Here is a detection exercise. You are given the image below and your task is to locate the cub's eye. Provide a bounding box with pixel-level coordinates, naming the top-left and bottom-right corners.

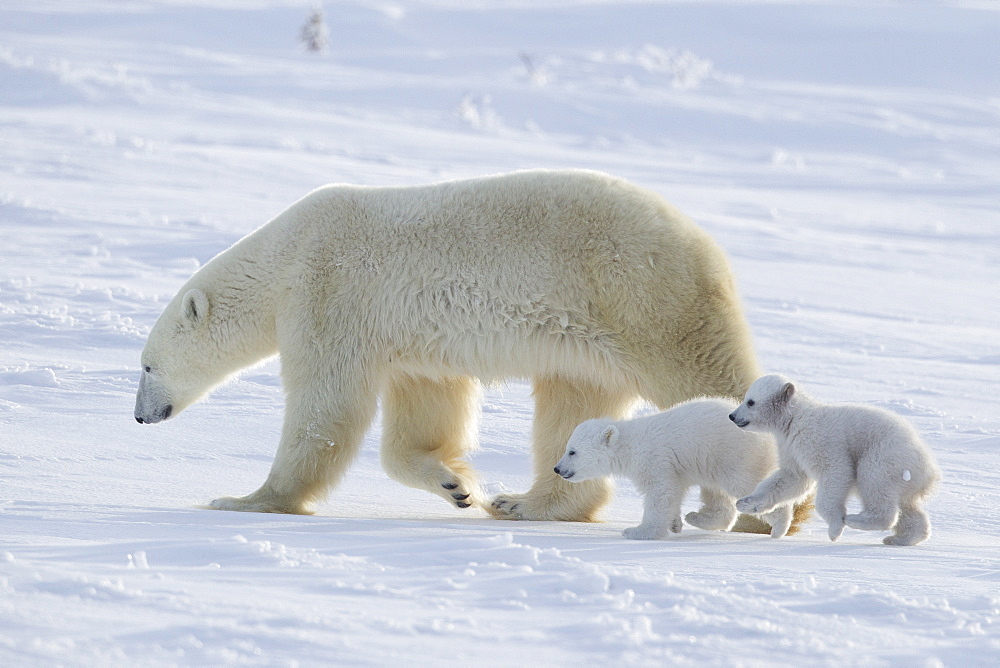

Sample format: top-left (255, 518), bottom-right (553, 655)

top-left (568, 450), bottom-right (576, 456)
top-left (747, 399), bottom-right (755, 407)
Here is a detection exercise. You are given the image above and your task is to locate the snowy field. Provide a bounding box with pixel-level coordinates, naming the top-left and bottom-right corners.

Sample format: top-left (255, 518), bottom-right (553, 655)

top-left (2, 0), bottom-right (999, 665)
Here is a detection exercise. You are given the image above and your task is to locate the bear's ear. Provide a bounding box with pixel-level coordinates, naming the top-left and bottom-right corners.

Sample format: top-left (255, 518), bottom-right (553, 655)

top-left (182, 289), bottom-right (210, 326)
top-left (779, 382), bottom-right (796, 403)
top-left (602, 425), bottom-right (618, 447)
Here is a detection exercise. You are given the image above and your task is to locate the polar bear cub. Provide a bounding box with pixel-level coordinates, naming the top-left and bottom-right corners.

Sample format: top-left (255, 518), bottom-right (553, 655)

top-left (554, 398), bottom-right (792, 540)
top-left (732, 374), bottom-right (940, 546)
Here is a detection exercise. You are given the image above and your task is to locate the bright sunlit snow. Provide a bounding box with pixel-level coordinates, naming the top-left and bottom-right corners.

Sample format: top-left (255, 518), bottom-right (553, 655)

top-left (2, 1), bottom-right (999, 665)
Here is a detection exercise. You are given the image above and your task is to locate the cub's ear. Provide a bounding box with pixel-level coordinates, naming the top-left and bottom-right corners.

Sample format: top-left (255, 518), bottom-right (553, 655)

top-left (780, 382), bottom-right (796, 403)
top-left (602, 425), bottom-right (619, 446)
top-left (182, 289), bottom-right (210, 326)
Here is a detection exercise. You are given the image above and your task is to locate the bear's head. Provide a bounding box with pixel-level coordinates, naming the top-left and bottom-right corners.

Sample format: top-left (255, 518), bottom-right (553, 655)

top-left (135, 286), bottom-right (228, 424)
top-left (553, 418), bottom-right (619, 482)
top-left (729, 373), bottom-right (796, 433)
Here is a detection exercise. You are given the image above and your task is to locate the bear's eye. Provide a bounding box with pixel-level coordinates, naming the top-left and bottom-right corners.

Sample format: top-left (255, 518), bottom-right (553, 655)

top-left (144, 365), bottom-right (152, 373)
top-left (568, 450), bottom-right (576, 456)
top-left (747, 399), bottom-right (755, 407)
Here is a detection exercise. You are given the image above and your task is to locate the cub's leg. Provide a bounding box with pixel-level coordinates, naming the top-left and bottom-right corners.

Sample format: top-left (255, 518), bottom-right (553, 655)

top-left (814, 467), bottom-right (854, 541)
top-left (380, 374), bottom-right (484, 509)
top-left (737, 464), bottom-right (813, 516)
top-left (625, 478), bottom-right (686, 540)
top-left (488, 377), bottom-right (635, 521)
top-left (761, 505), bottom-right (793, 538)
top-left (884, 500), bottom-right (932, 546)
top-left (846, 465), bottom-right (900, 532)
top-left (685, 487), bottom-right (739, 532)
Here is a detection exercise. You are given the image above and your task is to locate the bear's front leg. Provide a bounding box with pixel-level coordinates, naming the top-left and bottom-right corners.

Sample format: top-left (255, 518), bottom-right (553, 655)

top-left (210, 373), bottom-right (377, 514)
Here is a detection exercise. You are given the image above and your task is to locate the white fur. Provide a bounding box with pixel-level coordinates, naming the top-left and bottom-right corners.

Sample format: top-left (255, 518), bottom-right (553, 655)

top-left (135, 169), bottom-right (765, 522)
top-left (732, 374), bottom-right (941, 545)
top-left (554, 398), bottom-right (792, 539)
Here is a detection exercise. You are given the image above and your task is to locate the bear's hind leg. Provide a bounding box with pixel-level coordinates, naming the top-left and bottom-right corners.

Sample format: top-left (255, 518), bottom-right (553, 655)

top-left (380, 374), bottom-right (484, 509)
top-left (489, 376), bottom-right (636, 521)
top-left (685, 487), bottom-right (739, 532)
top-left (884, 501), bottom-right (931, 546)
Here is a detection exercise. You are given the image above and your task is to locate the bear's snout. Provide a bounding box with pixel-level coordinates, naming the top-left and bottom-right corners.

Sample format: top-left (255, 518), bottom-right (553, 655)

top-left (729, 412), bottom-right (749, 428)
top-left (553, 465), bottom-right (574, 480)
top-left (135, 403), bottom-right (173, 425)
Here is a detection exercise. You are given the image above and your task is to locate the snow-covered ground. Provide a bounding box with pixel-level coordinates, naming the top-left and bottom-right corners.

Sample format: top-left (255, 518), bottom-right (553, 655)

top-left (2, 1), bottom-right (999, 664)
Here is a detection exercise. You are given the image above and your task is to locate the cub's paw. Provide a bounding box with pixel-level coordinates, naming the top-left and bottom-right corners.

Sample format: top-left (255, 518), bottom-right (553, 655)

top-left (685, 510), bottom-right (730, 532)
top-left (736, 496), bottom-right (769, 515)
top-left (763, 507), bottom-right (793, 539)
top-left (827, 520), bottom-right (845, 542)
top-left (845, 512), bottom-right (895, 531)
top-left (208, 495), bottom-right (308, 514)
top-left (622, 519), bottom-right (678, 540)
top-left (622, 525), bottom-right (658, 540)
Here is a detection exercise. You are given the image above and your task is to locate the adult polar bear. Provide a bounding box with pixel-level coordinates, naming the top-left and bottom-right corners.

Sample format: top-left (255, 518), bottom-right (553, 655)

top-left (135, 169), bottom-right (777, 526)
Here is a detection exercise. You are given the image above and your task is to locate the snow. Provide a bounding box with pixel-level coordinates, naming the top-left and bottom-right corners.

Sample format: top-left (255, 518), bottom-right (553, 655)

top-left (2, 0), bottom-right (999, 664)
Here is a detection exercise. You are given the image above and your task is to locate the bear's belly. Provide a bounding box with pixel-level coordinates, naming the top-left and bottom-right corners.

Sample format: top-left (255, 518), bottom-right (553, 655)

top-left (388, 323), bottom-right (631, 387)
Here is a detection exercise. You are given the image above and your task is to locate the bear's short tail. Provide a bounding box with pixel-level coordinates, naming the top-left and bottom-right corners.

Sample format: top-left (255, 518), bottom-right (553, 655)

top-left (730, 494), bottom-right (815, 536)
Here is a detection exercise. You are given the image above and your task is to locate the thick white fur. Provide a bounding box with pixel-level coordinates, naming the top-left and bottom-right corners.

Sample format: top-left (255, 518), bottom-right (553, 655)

top-left (554, 398), bottom-right (792, 539)
top-left (733, 374), bottom-right (941, 545)
top-left (135, 169), bottom-right (764, 521)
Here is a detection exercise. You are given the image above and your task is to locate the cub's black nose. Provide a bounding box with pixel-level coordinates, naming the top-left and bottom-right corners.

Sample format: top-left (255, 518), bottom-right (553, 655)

top-left (136, 416), bottom-right (144, 424)
top-left (728, 413), bottom-right (736, 422)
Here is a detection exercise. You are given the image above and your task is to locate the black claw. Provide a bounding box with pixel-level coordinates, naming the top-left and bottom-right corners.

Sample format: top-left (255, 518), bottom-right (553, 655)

top-left (451, 492), bottom-right (470, 501)
top-left (456, 501), bottom-right (472, 508)
top-left (442, 482), bottom-right (459, 490)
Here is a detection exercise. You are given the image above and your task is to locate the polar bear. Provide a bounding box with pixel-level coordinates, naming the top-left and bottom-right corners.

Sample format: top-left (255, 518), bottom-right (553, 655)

top-left (732, 374), bottom-right (941, 545)
top-left (554, 398), bottom-right (793, 539)
top-left (135, 168), bottom-right (786, 526)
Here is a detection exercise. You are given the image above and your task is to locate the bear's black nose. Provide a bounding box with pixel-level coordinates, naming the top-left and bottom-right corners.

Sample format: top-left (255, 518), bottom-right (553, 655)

top-left (553, 466), bottom-right (561, 475)
top-left (728, 413), bottom-right (736, 422)
top-left (136, 416), bottom-right (144, 424)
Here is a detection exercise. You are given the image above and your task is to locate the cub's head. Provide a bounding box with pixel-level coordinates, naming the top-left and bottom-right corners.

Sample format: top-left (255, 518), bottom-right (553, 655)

top-left (729, 373), bottom-right (796, 433)
top-left (553, 418), bottom-right (619, 482)
top-left (135, 287), bottom-right (223, 424)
